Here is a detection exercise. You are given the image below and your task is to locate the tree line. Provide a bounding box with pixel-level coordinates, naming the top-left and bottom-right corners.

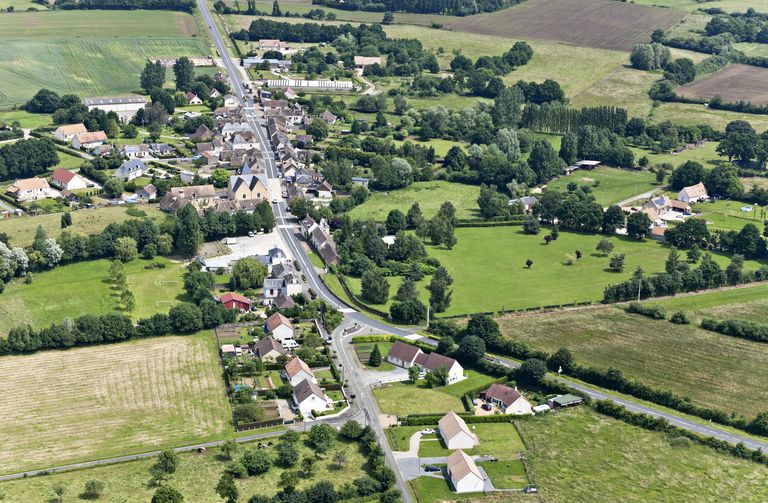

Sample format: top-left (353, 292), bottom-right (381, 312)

top-left (55, 0), bottom-right (195, 12)
top-left (312, 0), bottom-right (523, 15)
top-left (0, 138), bottom-right (59, 182)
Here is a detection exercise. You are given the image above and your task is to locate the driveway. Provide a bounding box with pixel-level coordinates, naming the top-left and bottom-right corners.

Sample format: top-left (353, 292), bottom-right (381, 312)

top-left (199, 232), bottom-right (293, 270)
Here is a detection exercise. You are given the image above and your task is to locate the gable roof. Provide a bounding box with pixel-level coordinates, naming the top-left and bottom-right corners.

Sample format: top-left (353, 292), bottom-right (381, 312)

top-left (273, 294), bottom-right (296, 309)
top-left (230, 173), bottom-right (267, 193)
top-left (55, 124), bottom-right (87, 136)
top-left (266, 312), bottom-right (293, 332)
top-left (52, 168), bottom-right (78, 185)
top-left (447, 450), bottom-right (483, 482)
top-left (438, 411), bottom-right (475, 441)
top-left (681, 181), bottom-right (707, 199)
top-left (254, 336), bottom-right (285, 358)
top-left (387, 340), bottom-right (422, 364)
top-left (293, 378), bottom-right (326, 403)
top-left (9, 177), bottom-right (49, 192)
top-left (220, 292), bottom-right (252, 305)
top-left (415, 351), bottom-right (459, 372)
top-left (482, 383), bottom-right (522, 408)
top-left (75, 131), bottom-right (108, 143)
top-left (84, 95), bottom-right (145, 106)
top-left (140, 183), bottom-right (157, 196)
top-left (285, 356), bottom-right (312, 378)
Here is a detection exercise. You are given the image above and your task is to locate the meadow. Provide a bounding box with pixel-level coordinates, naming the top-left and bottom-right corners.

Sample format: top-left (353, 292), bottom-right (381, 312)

top-left (518, 407), bottom-right (768, 502)
top-left (0, 257), bottom-right (186, 335)
top-left (0, 331), bottom-right (230, 474)
top-left (0, 205), bottom-right (166, 248)
top-left (497, 304), bottom-right (768, 418)
top-left (545, 166), bottom-right (659, 206)
top-left (654, 282), bottom-right (768, 324)
top-left (630, 140), bottom-right (725, 168)
top-left (0, 429), bottom-right (370, 500)
top-left (0, 109), bottom-right (53, 128)
top-left (0, 11), bottom-right (208, 107)
top-left (691, 198), bottom-right (767, 231)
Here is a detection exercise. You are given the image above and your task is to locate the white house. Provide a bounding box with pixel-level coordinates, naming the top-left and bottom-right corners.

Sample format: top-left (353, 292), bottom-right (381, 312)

top-left (6, 177), bottom-right (58, 202)
top-left (259, 39), bottom-right (289, 52)
top-left (386, 340), bottom-right (423, 368)
top-left (186, 91), bottom-right (203, 105)
top-left (438, 411), bottom-right (479, 450)
top-left (678, 182), bottom-right (708, 203)
top-left (481, 383), bottom-right (532, 415)
top-left (50, 169), bottom-right (90, 191)
top-left (447, 450), bottom-right (485, 494)
top-left (293, 379), bottom-right (333, 417)
top-left (223, 94), bottom-right (238, 107)
top-left (114, 159), bottom-right (148, 181)
top-left (72, 131), bottom-right (107, 150)
top-left (120, 144), bottom-right (151, 160)
top-left (53, 123), bottom-right (87, 142)
top-left (284, 356), bottom-right (316, 387)
top-left (266, 312), bottom-right (295, 342)
top-left (386, 341), bottom-right (465, 384)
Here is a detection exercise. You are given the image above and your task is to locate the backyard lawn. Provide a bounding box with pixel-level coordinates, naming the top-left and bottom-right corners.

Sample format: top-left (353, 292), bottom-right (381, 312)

top-left (0, 257), bottom-right (186, 335)
top-left (478, 459), bottom-right (528, 489)
top-left (353, 341), bottom-right (396, 371)
top-left (418, 422), bottom-right (527, 458)
top-left (545, 166), bottom-right (659, 206)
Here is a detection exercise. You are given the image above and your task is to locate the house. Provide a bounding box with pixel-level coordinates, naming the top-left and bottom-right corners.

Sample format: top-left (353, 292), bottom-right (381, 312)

top-left (446, 450), bottom-right (485, 494)
top-left (293, 379), bottom-right (333, 417)
top-left (650, 225), bottom-right (667, 242)
top-left (223, 94), bottom-right (238, 107)
top-left (678, 182), bottom-right (708, 203)
top-left (219, 292), bottom-right (252, 312)
top-left (267, 246), bottom-right (288, 266)
top-left (312, 180), bottom-right (333, 199)
top-left (50, 169), bottom-right (90, 191)
top-left (6, 177), bottom-right (57, 202)
top-left (72, 131), bottom-right (108, 150)
top-left (120, 144), bottom-right (151, 159)
top-left (414, 352), bottom-right (465, 384)
top-left (210, 88), bottom-right (221, 98)
top-left (284, 87), bottom-right (298, 100)
top-left (83, 96), bottom-right (146, 121)
top-left (273, 294), bottom-right (296, 309)
top-left (387, 340), bottom-right (423, 368)
top-left (137, 184), bottom-right (157, 201)
top-left (353, 56), bottom-right (382, 68)
top-left (321, 110), bottom-right (337, 125)
top-left (259, 39), bottom-right (289, 52)
top-left (643, 195), bottom-right (672, 213)
top-left (150, 143), bottom-right (174, 156)
top-left (186, 92), bottom-right (202, 105)
top-left (438, 411), bottom-right (479, 450)
top-left (547, 393), bottom-right (583, 409)
top-left (228, 174), bottom-right (268, 201)
top-left (669, 199), bottom-right (691, 213)
top-left (190, 124), bottom-right (215, 141)
top-left (254, 336), bottom-right (286, 363)
top-left (53, 123), bottom-right (87, 141)
top-left (114, 159), bottom-right (148, 181)
top-left (266, 312), bottom-right (294, 342)
top-left (220, 344), bottom-right (237, 358)
top-left (284, 356), bottom-right (315, 386)
top-left (480, 383), bottom-right (532, 415)
top-left (263, 277), bottom-right (286, 303)
top-left (61, 190), bottom-right (79, 204)
top-left (511, 195), bottom-right (538, 212)
top-left (158, 184), bottom-right (218, 212)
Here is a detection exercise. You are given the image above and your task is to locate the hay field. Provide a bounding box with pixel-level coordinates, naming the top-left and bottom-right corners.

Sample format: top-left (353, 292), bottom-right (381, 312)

top-left (676, 64), bottom-right (768, 106)
top-left (444, 0), bottom-right (686, 51)
top-left (0, 332), bottom-right (230, 475)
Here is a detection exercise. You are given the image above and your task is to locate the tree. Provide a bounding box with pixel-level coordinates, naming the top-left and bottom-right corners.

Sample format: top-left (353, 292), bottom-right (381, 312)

top-left (656, 169), bottom-right (666, 184)
top-left (428, 266), bottom-right (453, 313)
top-left (272, 0), bottom-right (281, 15)
top-left (390, 298), bottom-right (427, 324)
top-left (466, 313), bottom-right (500, 344)
top-left (602, 205), bottom-right (625, 234)
top-left (368, 344), bottom-right (382, 367)
top-left (278, 471), bottom-right (300, 494)
top-left (152, 486), bottom-right (184, 503)
top-left (339, 420), bottom-right (363, 439)
top-left (114, 236), bottom-right (138, 262)
top-left (333, 450), bottom-right (347, 469)
top-left (518, 358), bottom-right (547, 385)
top-left (140, 61), bottom-right (166, 93)
top-left (361, 270), bottom-right (389, 304)
top-left (121, 289), bottom-right (136, 313)
top-left (168, 302), bottom-right (203, 333)
top-left (436, 335), bottom-right (454, 355)
top-left (458, 335), bottom-right (486, 363)
top-left (396, 278), bottom-right (418, 302)
top-left (150, 450), bottom-right (179, 482)
top-left (385, 209), bottom-right (407, 234)
top-left (103, 178), bottom-right (124, 198)
top-left (596, 238), bottom-right (614, 256)
top-left (609, 253), bottom-right (625, 272)
top-left (477, 184), bottom-right (509, 220)
top-left (242, 448), bottom-right (272, 475)
top-left (306, 118), bottom-right (329, 141)
top-left (173, 57), bottom-right (194, 90)
top-left (705, 164), bottom-right (743, 199)
top-left (25, 88), bottom-right (61, 113)
top-left (230, 257), bottom-right (267, 290)
top-left (546, 348), bottom-right (574, 373)
top-left (665, 246), bottom-right (682, 274)
top-left (664, 218), bottom-right (709, 249)
top-left (60, 212), bottom-right (72, 229)
top-left (301, 456), bottom-right (317, 477)
top-left (424, 366), bottom-right (449, 387)
top-left (687, 243), bottom-right (701, 263)
top-left (222, 439), bottom-right (239, 460)
top-left (559, 132), bottom-right (578, 165)
top-left (308, 424), bottom-right (336, 453)
top-left (522, 215), bottom-right (540, 234)
top-left (625, 212), bottom-right (652, 240)
top-left (528, 139), bottom-right (564, 183)
top-left (408, 365), bottom-right (420, 382)
top-left (52, 483), bottom-right (66, 503)
top-left (669, 161), bottom-right (705, 191)
top-left (525, 258), bottom-right (533, 268)
top-left (175, 204), bottom-right (203, 257)
top-left (216, 473), bottom-right (239, 503)
top-left (82, 479), bottom-right (105, 499)
top-left (382, 11), bottom-right (394, 24)
top-left (233, 403), bottom-right (265, 423)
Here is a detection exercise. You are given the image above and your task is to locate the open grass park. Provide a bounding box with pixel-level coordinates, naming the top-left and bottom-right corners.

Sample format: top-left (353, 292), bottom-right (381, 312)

top-left (545, 166), bottom-right (659, 206)
top-left (0, 257), bottom-right (186, 335)
top-left (0, 331), bottom-right (230, 475)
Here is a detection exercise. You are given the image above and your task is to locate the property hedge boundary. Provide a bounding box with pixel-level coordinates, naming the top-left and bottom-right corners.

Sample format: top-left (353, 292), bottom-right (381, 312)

top-left (701, 318), bottom-right (768, 343)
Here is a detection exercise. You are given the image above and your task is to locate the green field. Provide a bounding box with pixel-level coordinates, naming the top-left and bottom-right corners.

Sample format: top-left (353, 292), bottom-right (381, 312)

top-left (0, 331), bottom-right (230, 474)
top-left (546, 166), bottom-right (659, 206)
top-left (630, 141), bottom-right (726, 168)
top-left (416, 422), bottom-right (526, 458)
top-left (425, 226), bottom-right (763, 315)
top-left (654, 283), bottom-right (768, 324)
top-left (497, 304), bottom-right (768, 418)
top-left (0, 257), bottom-right (186, 335)
top-left (0, 11), bottom-right (208, 107)
top-left (56, 151), bottom-right (88, 169)
top-left (0, 429), bottom-right (370, 500)
top-left (0, 109), bottom-right (53, 128)
top-left (691, 199), bottom-right (768, 231)
top-left (347, 180), bottom-right (481, 222)
top-left (0, 205), bottom-right (166, 248)
top-left (519, 407), bottom-right (768, 502)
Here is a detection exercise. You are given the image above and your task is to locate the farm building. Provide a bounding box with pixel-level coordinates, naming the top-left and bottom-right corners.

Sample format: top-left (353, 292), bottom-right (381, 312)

top-left (438, 411), bottom-right (479, 450)
top-left (353, 56), bottom-right (382, 68)
top-left (83, 96), bottom-right (146, 121)
top-left (678, 182), bottom-right (708, 203)
top-left (219, 292), bottom-right (252, 312)
top-left (53, 123), bottom-right (86, 142)
top-left (259, 39), bottom-right (289, 52)
top-left (547, 394), bottom-right (583, 409)
top-left (220, 344), bottom-right (237, 358)
top-left (243, 58), bottom-right (293, 71)
top-left (480, 383), bottom-right (532, 415)
top-left (447, 450), bottom-right (485, 494)
top-left (266, 79), bottom-right (353, 91)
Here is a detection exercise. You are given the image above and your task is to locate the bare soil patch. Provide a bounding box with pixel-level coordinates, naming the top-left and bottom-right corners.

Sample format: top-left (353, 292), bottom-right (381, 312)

top-left (445, 0), bottom-right (686, 51)
top-left (677, 64), bottom-right (768, 106)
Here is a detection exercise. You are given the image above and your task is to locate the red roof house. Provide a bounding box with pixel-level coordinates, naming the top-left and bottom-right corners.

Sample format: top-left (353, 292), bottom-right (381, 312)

top-left (219, 292), bottom-right (252, 312)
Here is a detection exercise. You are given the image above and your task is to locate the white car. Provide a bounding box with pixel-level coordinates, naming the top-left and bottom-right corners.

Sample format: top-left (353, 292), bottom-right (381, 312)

top-left (271, 198), bottom-right (278, 204)
top-left (420, 428), bottom-right (435, 435)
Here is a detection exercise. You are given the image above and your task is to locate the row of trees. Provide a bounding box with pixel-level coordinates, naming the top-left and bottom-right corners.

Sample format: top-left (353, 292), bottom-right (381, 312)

top-left (55, 0), bottom-right (195, 11)
top-left (312, 0), bottom-right (521, 15)
top-left (0, 137), bottom-right (59, 182)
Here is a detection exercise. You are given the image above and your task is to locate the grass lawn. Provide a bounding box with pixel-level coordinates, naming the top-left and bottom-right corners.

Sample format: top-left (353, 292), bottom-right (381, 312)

top-left (691, 198), bottom-right (768, 231)
top-left (0, 432), bottom-right (369, 500)
top-left (410, 476), bottom-right (485, 503)
top-left (0, 257), bottom-right (186, 335)
top-left (374, 381), bottom-right (466, 417)
top-left (436, 370), bottom-right (498, 398)
top-left (0, 331), bottom-right (230, 475)
top-left (347, 180), bottom-right (481, 222)
top-left (545, 166), bottom-right (659, 206)
top-left (630, 141), bottom-right (726, 168)
top-left (654, 283), bottom-right (768, 325)
top-left (425, 226), bottom-right (764, 316)
top-left (517, 407), bottom-right (768, 502)
top-left (353, 341), bottom-right (396, 371)
top-left (386, 425), bottom-right (425, 451)
top-left (0, 204), bottom-right (166, 248)
top-left (55, 151), bottom-right (87, 169)
top-left (497, 305), bottom-right (768, 418)
top-left (418, 422), bottom-right (527, 458)
top-left (478, 459), bottom-right (527, 489)
top-left (0, 109), bottom-right (53, 128)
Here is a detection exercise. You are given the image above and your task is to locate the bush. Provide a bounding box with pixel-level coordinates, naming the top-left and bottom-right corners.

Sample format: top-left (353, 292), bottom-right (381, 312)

top-left (233, 402), bottom-right (265, 424)
top-left (701, 318), bottom-right (768, 343)
top-left (625, 301), bottom-right (666, 320)
top-left (670, 311), bottom-right (690, 324)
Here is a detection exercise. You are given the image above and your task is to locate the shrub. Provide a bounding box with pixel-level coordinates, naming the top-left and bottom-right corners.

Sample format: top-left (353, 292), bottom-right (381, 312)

top-left (670, 311), bottom-right (690, 324)
top-left (625, 301), bottom-right (666, 320)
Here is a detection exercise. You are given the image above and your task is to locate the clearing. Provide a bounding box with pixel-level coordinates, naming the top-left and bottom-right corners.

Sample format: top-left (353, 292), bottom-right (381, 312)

top-left (0, 257), bottom-right (186, 335)
top-left (0, 331), bottom-right (230, 475)
top-left (545, 166), bottom-right (659, 206)
top-left (676, 64), bottom-right (768, 106)
top-left (444, 0), bottom-right (686, 51)
top-left (497, 304), bottom-right (768, 418)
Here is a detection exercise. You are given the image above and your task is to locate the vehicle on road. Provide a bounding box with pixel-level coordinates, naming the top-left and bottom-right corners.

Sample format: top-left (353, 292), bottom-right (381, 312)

top-left (272, 198), bottom-right (278, 204)
top-left (524, 486), bottom-right (538, 494)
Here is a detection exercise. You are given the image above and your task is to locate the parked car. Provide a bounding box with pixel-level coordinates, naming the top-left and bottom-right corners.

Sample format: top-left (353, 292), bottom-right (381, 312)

top-left (424, 465), bottom-right (440, 472)
top-left (524, 486), bottom-right (538, 494)
top-left (421, 428), bottom-right (435, 435)
top-left (481, 403), bottom-right (493, 411)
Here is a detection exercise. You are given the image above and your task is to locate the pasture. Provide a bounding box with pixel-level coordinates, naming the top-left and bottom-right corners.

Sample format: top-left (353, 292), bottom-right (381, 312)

top-left (545, 166), bottom-right (659, 206)
top-left (0, 257), bottom-right (186, 335)
top-left (691, 198), bottom-right (767, 231)
top-left (676, 64), bottom-right (768, 106)
top-left (497, 304), bottom-right (768, 418)
top-left (444, 0), bottom-right (686, 51)
top-left (654, 282), bottom-right (768, 323)
top-left (0, 331), bottom-right (230, 475)
top-left (425, 226), bottom-right (763, 316)
top-left (0, 109), bottom-right (53, 128)
top-left (519, 407), bottom-right (768, 502)
top-left (630, 141), bottom-right (725, 168)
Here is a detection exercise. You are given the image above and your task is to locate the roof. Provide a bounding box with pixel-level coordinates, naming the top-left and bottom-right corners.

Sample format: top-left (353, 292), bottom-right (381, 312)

top-left (254, 336), bottom-right (285, 358)
top-left (669, 199), bottom-right (691, 210)
top-left (220, 292), bottom-right (252, 305)
top-left (415, 351), bottom-right (459, 372)
top-left (221, 344), bottom-right (236, 353)
top-left (438, 411), bottom-right (475, 441)
top-left (551, 394), bottom-right (583, 406)
top-left (354, 56), bottom-right (382, 66)
top-left (284, 356), bottom-right (312, 378)
top-left (483, 383), bottom-right (522, 408)
top-left (9, 177), bottom-right (49, 192)
top-left (230, 174), bottom-right (267, 193)
top-left (168, 184), bottom-right (216, 198)
top-left (447, 450), bottom-right (483, 482)
top-left (266, 312), bottom-right (293, 332)
top-left (116, 159), bottom-right (148, 175)
top-left (321, 110), bottom-right (336, 121)
top-left (680, 181), bottom-right (707, 199)
top-left (84, 96), bottom-right (145, 106)
top-left (75, 131), bottom-right (108, 143)
top-left (140, 183), bottom-right (157, 195)
top-left (293, 378), bottom-right (326, 403)
top-left (274, 294), bottom-right (296, 309)
top-left (55, 123), bottom-right (86, 135)
top-left (52, 168), bottom-right (77, 185)
top-left (387, 340), bottom-right (422, 364)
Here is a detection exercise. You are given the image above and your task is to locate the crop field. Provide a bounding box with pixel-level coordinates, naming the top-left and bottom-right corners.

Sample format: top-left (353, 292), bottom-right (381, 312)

top-left (652, 101), bottom-right (768, 132)
top-left (676, 64), bottom-right (768, 106)
top-left (545, 166), bottom-right (659, 206)
top-left (0, 331), bottom-right (229, 474)
top-left (518, 408), bottom-right (768, 502)
top-left (633, 0), bottom-right (760, 12)
top-left (0, 257), bottom-right (186, 335)
top-left (497, 305), bottom-right (768, 418)
top-left (0, 11), bottom-right (208, 107)
top-left (444, 0), bottom-right (686, 51)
